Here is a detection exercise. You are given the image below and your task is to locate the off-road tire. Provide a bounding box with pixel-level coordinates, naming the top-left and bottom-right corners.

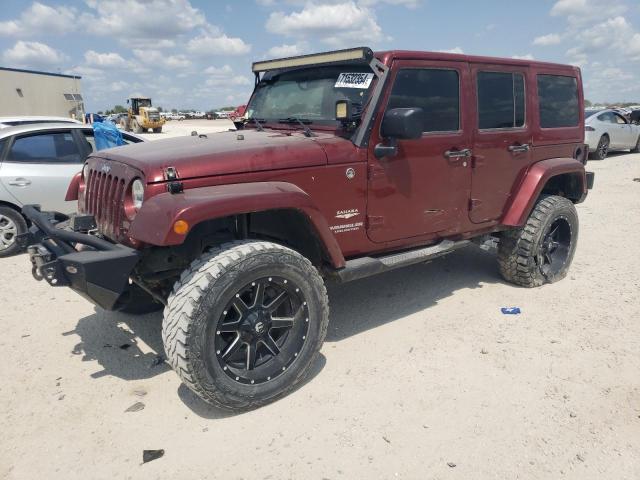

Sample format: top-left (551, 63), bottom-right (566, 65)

top-left (153, 127), bottom-right (162, 133)
top-left (0, 206), bottom-right (27, 258)
top-left (162, 241), bottom-right (329, 410)
top-left (630, 135), bottom-right (640, 153)
top-left (590, 134), bottom-right (609, 160)
top-left (497, 195), bottom-right (578, 287)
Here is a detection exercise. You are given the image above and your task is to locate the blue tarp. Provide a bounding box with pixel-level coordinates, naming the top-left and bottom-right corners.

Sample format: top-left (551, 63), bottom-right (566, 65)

top-left (93, 121), bottom-right (125, 150)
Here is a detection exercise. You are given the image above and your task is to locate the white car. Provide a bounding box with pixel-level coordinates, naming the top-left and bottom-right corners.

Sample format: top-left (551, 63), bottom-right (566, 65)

top-left (0, 123), bottom-right (143, 256)
top-left (0, 116), bottom-right (81, 129)
top-left (585, 109), bottom-right (640, 160)
top-left (167, 113), bottom-right (185, 121)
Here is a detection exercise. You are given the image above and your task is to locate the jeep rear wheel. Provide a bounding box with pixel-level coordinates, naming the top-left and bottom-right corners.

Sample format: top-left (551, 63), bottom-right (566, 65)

top-left (497, 195), bottom-right (578, 288)
top-left (162, 241), bottom-right (329, 410)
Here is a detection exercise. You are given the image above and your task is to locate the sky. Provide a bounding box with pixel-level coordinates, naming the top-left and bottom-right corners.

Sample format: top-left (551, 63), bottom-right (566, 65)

top-left (1, 0), bottom-right (639, 112)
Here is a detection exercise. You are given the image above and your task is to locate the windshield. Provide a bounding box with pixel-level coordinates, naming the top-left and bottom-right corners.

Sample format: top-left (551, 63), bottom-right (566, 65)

top-left (137, 99), bottom-right (151, 108)
top-left (247, 65), bottom-right (375, 124)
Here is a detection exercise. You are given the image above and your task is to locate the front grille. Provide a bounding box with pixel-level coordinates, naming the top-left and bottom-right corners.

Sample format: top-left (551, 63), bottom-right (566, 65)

top-left (84, 169), bottom-right (127, 240)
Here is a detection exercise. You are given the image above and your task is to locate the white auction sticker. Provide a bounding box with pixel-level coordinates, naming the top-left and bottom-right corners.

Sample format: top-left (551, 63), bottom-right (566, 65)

top-left (335, 73), bottom-right (374, 89)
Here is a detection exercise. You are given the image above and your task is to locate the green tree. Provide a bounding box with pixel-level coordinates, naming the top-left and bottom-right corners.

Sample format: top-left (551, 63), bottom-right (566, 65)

top-left (584, 99), bottom-right (592, 107)
top-left (112, 105), bottom-right (127, 113)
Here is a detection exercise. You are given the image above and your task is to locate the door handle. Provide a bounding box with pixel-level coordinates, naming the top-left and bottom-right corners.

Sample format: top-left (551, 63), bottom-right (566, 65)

top-left (508, 144), bottom-right (530, 154)
top-left (444, 148), bottom-right (472, 160)
top-left (8, 178), bottom-right (31, 187)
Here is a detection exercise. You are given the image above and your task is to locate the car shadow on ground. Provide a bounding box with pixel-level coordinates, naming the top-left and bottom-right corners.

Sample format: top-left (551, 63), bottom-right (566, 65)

top-left (67, 244), bottom-right (500, 416)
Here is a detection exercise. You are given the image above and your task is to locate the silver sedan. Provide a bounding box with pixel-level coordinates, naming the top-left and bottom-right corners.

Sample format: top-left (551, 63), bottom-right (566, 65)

top-left (585, 109), bottom-right (640, 160)
top-left (0, 123), bottom-right (143, 256)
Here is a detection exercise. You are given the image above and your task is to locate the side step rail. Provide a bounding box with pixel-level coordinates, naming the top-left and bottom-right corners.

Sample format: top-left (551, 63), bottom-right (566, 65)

top-left (333, 240), bottom-right (470, 283)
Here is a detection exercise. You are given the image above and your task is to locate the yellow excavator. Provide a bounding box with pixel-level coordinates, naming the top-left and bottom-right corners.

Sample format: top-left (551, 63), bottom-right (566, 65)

top-left (120, 97), bottom-right (165, 133)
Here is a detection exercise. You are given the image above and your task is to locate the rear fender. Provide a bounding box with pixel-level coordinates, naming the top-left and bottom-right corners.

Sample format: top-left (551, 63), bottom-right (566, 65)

top-left (502, 157), bottom-right (587, 227)
top-left (128, 181), bottom-right (345, 268)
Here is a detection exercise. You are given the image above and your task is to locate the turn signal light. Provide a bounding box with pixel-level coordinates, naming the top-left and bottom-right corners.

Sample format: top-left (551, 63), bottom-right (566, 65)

top-left (173, 220), bottom-right (189, 235)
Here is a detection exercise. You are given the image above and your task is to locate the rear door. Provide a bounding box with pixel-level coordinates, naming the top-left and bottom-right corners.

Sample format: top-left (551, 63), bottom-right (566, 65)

top-left (0, 130), bottom-right (84, 213)
top-left (366, 59), bottom-right (473, 242)
top-left (469, 64), bottom-right (531, 223)
top-left (612, 112), bottom-right (635, 147)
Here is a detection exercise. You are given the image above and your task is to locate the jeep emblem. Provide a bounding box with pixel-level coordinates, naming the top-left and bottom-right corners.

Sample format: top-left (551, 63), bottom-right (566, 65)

top-left (100, 164), bottom-right (111, 174)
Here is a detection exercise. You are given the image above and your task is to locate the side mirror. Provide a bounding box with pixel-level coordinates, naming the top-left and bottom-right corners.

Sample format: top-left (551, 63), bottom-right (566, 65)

top-left (374, 107), bottom-right (424, 158)
top-left (380, 107), bottom-right (424, 140)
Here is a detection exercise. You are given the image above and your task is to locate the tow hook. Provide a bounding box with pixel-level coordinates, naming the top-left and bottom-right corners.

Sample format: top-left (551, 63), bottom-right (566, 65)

top-left (27, 244), bottom-right (53, 282)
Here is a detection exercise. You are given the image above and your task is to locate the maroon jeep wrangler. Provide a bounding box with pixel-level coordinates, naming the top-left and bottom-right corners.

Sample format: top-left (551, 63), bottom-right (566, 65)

top-left (21, 47), bottom-right (594, 410)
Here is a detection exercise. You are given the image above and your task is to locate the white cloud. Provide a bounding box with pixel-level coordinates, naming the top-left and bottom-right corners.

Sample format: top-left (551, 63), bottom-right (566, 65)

top-left (187, 33), bottom-right (251, 55)
top-left (359, 0), bottom-right (420, 7)
top-left (84, 50), bottom-right (128, 68)
top-left (533, 33), bottom-right (562, 46)
top-left (80, 0), bottom-right (206, 39)
top-left (2, 40), bottom-right (68, 68)
top-left (550, 0), bottom-right (588, 16)
top-left (267, 43), bottom-right (306, 57)
top-left (512, 54), bottom-right (534, 60)
top-left (550, 0), bottom-right (626, 24)
top-left (266, 2), bottom-right (384, 47)
top-left (202, 64), bottom-right (251, 87)
top-left (437, 47), bottom-right (464, 54)
top-left (132, 49), bottom-right (192, 68)
top-left (0, 2), bottom-right (76, 37)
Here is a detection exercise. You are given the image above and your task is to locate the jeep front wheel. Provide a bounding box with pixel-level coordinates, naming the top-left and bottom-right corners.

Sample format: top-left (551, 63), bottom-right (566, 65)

top-left (162, 241), bottom-right (329, 410)
top-left (497, 195), bottom-right (578, 287)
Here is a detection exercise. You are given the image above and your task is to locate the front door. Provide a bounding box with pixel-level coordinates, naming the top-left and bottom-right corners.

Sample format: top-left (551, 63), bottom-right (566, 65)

top-left (468, 65), bottom-right (532, 223)
top-left (366, 60), bottom-right (473, 243)
top-left (0, 130), bottom-right (84, 213)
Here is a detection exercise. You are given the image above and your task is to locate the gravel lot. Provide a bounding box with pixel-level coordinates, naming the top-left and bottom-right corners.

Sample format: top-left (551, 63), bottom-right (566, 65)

top-left (136, 118), bottom-right (235, 140)
top-left (1, 151), bottom-right (639, 480)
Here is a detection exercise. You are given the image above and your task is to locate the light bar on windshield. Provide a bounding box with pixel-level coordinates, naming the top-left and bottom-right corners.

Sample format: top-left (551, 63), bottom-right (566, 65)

top-left (252, 47), bottom-right (374, 73)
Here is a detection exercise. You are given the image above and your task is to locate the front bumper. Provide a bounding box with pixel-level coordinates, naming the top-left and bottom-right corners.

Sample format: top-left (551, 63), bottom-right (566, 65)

top-left (18, 205), bottom-right (140, 310)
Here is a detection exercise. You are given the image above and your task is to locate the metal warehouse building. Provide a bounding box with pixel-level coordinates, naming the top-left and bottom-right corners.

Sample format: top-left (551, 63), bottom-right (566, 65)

top-left (0, 67), bottom-right (84, 119)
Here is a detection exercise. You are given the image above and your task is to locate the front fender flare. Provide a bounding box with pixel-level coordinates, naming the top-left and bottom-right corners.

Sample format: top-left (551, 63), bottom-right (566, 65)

top-left (128, 181), bottom-right (345, 268)
top-left (501, 157), bottom-right (587, 227)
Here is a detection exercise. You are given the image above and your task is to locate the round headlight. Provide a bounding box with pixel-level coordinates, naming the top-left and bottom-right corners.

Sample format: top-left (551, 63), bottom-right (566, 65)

top-left (132, 179), bottom-right (144, 210)
top-left (82, 163), bottom-right (89, 180)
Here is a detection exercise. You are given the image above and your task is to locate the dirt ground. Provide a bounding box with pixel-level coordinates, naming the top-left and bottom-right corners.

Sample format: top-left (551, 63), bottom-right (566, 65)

top-left (1, 152), bottom-right (639, 480)
top-left (135, 118), bottom-right (236, 140)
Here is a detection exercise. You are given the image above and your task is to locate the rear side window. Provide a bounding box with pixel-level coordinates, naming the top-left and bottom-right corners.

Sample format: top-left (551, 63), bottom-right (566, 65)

top-left (7, 132), bottom-right (82, 163)
top-left (387, 68), bottom-right (459, 132)
top-left (537, 74), bottom-right (579, 128)
top-left (477, 72), bottom-right (525, 129)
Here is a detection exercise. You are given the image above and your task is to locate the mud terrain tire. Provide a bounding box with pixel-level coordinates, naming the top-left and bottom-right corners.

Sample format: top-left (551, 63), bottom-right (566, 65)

top-left (162, 241), bottom-right (329, 410)
top-left (498, 195), bottom-right (578, 288)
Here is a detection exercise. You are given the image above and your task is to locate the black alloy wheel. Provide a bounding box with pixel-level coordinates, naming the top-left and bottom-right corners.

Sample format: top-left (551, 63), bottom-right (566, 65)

top-left (212, 276), bottom-right (309, 385)
top-left (537, 217), bottom-right (572, 279)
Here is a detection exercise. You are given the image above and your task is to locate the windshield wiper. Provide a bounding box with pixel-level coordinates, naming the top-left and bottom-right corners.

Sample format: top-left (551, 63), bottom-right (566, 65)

top-left (278, 117), bottom-right (315, 137)
top-left (247, 117), bottom-right (265, 132)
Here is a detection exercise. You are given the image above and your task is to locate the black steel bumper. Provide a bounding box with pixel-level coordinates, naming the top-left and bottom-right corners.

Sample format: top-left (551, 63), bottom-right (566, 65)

top-left (18, 205), bottom-right (140, 310)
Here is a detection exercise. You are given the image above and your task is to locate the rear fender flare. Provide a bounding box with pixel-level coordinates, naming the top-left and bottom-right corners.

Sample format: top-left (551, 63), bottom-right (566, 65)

top-left (501, 157), bottom-right (587, 227)
top-left (128, 181), bottom-right (345, 268)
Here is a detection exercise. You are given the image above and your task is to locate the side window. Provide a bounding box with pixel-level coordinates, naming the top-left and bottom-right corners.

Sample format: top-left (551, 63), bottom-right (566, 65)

top-left (0, 138), bottom-right (6, 158)
top-left (387, 68), bottom-right (459, 132)
top-left (477, 71), bottom-right (525, 129)
top-left (537, 74), bottom-right (579, 128)
top-left (598, 112), bottom-right (615, 123)
top-left (614, 114), bottom-right (627, 124)
top-left (7, 132), bottom-right (82, 163)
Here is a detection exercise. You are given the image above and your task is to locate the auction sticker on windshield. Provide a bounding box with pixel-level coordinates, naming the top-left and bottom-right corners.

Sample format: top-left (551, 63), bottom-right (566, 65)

top-left (335, 73), bottom-right (374, 89)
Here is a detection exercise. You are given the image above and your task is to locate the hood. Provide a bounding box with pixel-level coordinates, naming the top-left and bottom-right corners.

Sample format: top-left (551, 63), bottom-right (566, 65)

top-left (90, 129), bottom-right (331, 183)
